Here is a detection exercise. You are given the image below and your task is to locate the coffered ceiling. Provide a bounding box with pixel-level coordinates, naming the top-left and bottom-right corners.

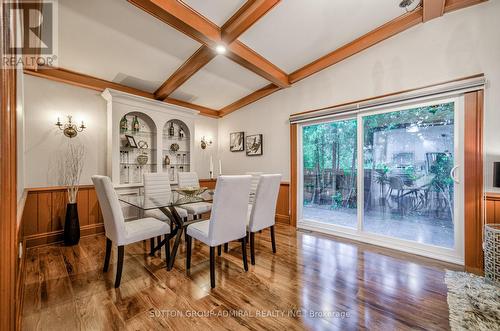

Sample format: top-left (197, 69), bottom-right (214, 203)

top-left (28, 0), bottom-right (487, 117)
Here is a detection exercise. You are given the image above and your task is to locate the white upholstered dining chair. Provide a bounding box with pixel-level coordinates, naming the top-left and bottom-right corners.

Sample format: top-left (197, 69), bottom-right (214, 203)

top-left (177, 172), bottom-right (212, 219)
top-left (247, 174), bottom-right (281, 265)
top-left (185, 175), bottom-right (252, 288)
top-left (245, 172), bottom-right (263, 203)
top-left (92, 175), bottom-right (171, 288)
top-left (143, 172), bottom-right (189, 254)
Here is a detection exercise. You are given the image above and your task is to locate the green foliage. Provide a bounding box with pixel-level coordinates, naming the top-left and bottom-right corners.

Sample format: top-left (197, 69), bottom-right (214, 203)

top-left (302, 119), bottom-right (357, 170)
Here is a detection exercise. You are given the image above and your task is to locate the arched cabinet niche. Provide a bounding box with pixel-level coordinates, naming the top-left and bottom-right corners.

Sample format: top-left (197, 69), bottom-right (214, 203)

top-left (102, 89), bottom-right (197, 188)
top-left (119, 112), bottom-right (157, 185)
top-left (163, 120), bottom-right (191, 184)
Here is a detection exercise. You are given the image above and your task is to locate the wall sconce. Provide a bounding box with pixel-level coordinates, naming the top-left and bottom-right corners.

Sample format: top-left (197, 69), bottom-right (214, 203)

top-left (55, 115), bottom-right (86, 138)
top-left (201, 136), bottom-right (212, 149)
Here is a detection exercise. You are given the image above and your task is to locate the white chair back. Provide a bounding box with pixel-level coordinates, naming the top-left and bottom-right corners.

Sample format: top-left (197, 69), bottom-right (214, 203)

top-left (178, 172), bottom-right (200, 188)
top-left (246, 172), bottom-right (263, 199)
top-left (144, 172), bottom-right (172, 204)
top-left (208, 175), bottom-right (252, 246)
top-left (249, 174), bottom-right (282, 232)
top-left (92, 175), bottom-right (126, 244)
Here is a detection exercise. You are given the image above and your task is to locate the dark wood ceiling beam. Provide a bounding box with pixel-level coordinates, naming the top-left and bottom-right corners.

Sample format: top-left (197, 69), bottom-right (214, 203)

top-left (155, 45), bottom-right (215, 99)
top-left (128, 0), bottom-right (289, 90)
top-left (222, 0), bottom-right (280, 44)
top-left (24, 67), bottom-right (220, 118)
top-left (227, 41), bottom-right (288, 87)
top-left (154, 0), bottom-right (284, 100)
top-left (128, 0), bottom-right (221, 46)
top-left (423, 0), bottom-right (446, 22)
top-left (288, 9), bottom-right (424, 84)
top-left (444, 0), bottom-right (487, 12)
top-left (219, 83), bottom-right (281, 116)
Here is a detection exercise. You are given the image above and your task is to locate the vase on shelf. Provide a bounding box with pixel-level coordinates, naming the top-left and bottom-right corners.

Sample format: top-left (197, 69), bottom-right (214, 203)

top-left (120, 116), bottom-right (128, 133)
top-left (164, 155), bottom-right (170, 166)
top-left (179, 128), bottom-right (184, 139)
top-left (132, 116), bottom-right (140, 132)
top-left (169, 122), bottom-right (175, 137)
top-left (64, 203), bottom-right (80, 246)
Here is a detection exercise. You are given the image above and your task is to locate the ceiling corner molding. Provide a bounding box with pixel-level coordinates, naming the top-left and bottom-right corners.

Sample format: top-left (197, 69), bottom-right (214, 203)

top-left (23, 67), bottom-right (220, 118)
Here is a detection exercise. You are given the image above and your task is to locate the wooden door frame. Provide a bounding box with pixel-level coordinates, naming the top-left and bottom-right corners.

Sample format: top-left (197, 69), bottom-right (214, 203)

top-left (1, 1), bottom-right (19, 329)
top-left (290, 89), bottom-right (485, 272)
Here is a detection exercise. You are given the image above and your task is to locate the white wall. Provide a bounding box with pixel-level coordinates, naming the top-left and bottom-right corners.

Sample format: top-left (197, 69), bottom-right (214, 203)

top-left (23, 75), bottom-right (219, 188)
top-left (218, 1), bottom-right (500, 188)
top-left (16, 68), bottom-right (25, 202)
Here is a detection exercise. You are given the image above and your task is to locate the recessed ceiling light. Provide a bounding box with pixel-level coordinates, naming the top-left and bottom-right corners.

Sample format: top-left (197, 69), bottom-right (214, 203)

top-left (215, 45), bottom-right (226, 54)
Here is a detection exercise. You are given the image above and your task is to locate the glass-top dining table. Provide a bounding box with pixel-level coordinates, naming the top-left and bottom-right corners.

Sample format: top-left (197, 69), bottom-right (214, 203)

top-left (119, 189), bottom-right (214, 270)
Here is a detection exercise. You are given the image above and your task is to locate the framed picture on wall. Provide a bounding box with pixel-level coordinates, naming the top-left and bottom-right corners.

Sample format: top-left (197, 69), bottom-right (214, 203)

top-left (230, 132), bottom-right (245, 152)
top-left (125, 135), bottom-right (137, 148)
top-left (246, 134), bottom-right (263, 156)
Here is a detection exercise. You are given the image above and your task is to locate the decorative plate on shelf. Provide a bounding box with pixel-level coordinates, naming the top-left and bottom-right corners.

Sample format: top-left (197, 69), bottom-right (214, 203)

top-left (170, 143), bottom-right (180, 152)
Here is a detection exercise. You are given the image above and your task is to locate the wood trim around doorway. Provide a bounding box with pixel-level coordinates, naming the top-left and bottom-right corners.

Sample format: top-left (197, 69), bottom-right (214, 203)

top-left (289, 88), bottom-right (485, 272)
top-left (1, 2), bottom-right (19, 329)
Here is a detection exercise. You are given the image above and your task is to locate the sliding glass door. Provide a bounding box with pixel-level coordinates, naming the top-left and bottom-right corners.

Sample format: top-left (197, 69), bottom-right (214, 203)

top-left (302, 118), bottom-right (357, 228)
top-left (298, 98), bottom-right (464, 263)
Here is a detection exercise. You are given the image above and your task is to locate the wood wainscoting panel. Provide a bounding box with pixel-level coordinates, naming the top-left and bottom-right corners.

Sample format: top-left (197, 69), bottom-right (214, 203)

top-left (199, 178), bottom-right (291, 224)
top-left (485, 192), bottom-right (500, 224)
top-left (23, 186), bottom-right (104, 247)
top-left (22, 181), bottom-right (291, 246)
top-left (276, 182), bottom-right (290, 224)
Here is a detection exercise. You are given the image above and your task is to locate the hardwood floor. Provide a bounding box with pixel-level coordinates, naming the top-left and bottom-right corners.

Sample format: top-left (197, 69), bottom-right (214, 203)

top-left (21, 224), bottom-right (460, 330)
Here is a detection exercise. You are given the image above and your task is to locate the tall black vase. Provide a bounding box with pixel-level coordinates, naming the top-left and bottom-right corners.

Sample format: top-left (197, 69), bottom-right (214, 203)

top-left (64, 203), bottom-right (80, 246)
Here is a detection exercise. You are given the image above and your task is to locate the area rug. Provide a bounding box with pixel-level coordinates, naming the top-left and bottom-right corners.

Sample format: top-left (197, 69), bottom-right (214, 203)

top-left (445, 270), bottom-right (500, 330)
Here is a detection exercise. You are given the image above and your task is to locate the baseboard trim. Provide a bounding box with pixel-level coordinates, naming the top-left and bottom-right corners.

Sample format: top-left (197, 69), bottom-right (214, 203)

top-left (25, 223), bottom-right (104, 248)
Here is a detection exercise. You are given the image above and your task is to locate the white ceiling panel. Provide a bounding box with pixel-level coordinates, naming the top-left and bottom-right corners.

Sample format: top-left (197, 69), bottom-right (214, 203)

top-left (239, 0), bottom-right (405, 72)
top-left (182, 0), bottom-right (246, 26)
top-left (170, 56), bottom-right (269, 109)
top-left (57, 0), bottom-right (201, 93)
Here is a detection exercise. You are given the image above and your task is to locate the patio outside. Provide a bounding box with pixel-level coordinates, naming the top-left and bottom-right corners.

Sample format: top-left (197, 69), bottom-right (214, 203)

top-left (302, 103), bottom-right (455, 249)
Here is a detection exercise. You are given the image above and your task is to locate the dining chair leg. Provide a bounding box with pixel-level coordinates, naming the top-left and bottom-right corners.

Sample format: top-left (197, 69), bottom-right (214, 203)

top-left (241, 237), bottom-right (248, 272)
top-left (164, 235), bottom-right (170, 266)
top-left (186, 234), bottom-right (192, 270)
top-left (149, 238), bottom-right (155, 256)
top-left (115, 245), bottom-right (124, 288)
top-left (210, 247), bottom-right (216, 288)
top-left (217, 245), bottom-right (222, 256)
top-left (157, 236), bottom-right (162, 254)
top-left (270, 225), bottom-right (276, 253)
top-left (224, 243), bottom-right (228, 252)
top-left (250, 232), bottom-right (255, 265)
top-left (103, 238), bottom-right (112, 272)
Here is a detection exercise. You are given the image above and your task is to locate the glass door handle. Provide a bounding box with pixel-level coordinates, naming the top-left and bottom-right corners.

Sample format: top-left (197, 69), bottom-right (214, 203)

top-left (450, 165), bottom-right (460, 184)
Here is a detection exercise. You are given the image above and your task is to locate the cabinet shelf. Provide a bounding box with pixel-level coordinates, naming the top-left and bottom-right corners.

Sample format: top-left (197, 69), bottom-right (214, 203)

top-left (121, 130), bottom-right (156, 136)
top-left (120, 163), bottom-right (157, 166)
top-left (163, 135), bottom-right (190, 141)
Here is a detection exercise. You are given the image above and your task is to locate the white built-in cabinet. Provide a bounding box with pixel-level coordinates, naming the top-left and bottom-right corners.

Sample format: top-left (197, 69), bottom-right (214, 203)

top-left (101, 89), bottom-right (198, 188)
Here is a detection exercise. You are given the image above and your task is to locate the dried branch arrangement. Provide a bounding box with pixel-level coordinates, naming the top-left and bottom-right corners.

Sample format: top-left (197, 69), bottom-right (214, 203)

top-left (63, 142), bottom-right (85, 203)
